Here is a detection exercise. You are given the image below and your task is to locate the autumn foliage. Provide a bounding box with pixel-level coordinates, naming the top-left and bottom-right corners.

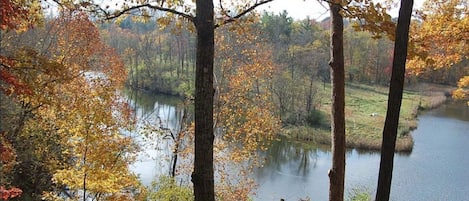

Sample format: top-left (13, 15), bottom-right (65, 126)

top-left (1, 8), bottom-right (141, 200)
top-left (168, 19), bottom-right (281, 199)
top-left (407, 0), bottom-right (468, 103)
top-left (0, 133), bottom-right (22, 201)
top-left (213, 20), bottom-right (281, 199)
top-left (1, 1), bottom-right (41, 199)
top-left (0, 186), bottom-right (22, 201)
top-left (0, 0), bottom-right (42, 31)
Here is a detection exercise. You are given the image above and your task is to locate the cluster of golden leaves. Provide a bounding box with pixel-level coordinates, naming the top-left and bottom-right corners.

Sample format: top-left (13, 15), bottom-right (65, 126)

top-left (453, 76), bottom-right (469, 105)
top-left (342, 0), bottom-right (396, 39)
top-left (407, 0), bottom-right (468, 103)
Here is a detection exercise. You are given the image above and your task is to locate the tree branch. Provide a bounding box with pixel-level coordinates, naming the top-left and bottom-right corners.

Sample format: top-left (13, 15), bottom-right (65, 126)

top-left (98, 3), bottom-right (194, 23)
top-left (215, 0), bottom-right (275, 28)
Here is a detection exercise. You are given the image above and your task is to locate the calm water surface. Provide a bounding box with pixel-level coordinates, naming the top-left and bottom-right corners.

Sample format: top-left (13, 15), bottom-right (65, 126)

top-left (126, 90), bottom-right (469, 201)
top-left (254, 103), bottom-right (469, 201)
top-left (126, 90), bottom-right (185, 185)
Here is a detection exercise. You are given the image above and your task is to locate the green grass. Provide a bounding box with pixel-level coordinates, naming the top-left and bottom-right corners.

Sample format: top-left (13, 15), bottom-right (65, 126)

top-left (285, 82), bottom-right (451, 152)
top-left (347, 186), bottom-right (372, 201)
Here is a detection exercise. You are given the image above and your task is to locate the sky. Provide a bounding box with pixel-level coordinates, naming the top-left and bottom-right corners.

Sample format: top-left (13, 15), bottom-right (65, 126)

top-left (43, 0), bottom-right (426, 21)
top-left (257, 0), bottom-right (330, 20)
top-left (256, 0), bottom-right (426, 20)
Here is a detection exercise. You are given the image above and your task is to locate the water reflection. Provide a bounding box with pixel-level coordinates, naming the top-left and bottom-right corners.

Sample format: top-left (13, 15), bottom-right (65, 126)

top-left (431, 101), bottom-right (469, 122)
top-left (254, 138), bottom-right (382, 201)
top-left (126, 89), bottom-right (185, 131)
top-left (254, 102), bottom-right (469, 201)
top-left (257, 138), bottom-right (321, 179)
top-left (124, 89), bottom-right (186, 185)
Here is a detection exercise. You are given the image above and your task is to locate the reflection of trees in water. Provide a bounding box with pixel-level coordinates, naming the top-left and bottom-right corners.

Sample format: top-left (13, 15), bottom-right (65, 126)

top-left (126, 89), bottom-right (191, 179)
top-left (434, 102), bottom-right (469, 122)
top-left (125, 88), bottom-right (187, 127)
top-left (258, 136), bottom-right (320, 178)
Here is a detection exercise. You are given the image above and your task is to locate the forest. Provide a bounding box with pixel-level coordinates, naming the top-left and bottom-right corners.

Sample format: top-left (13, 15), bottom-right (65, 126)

top-left (1, 0), bottom-right (468, 201)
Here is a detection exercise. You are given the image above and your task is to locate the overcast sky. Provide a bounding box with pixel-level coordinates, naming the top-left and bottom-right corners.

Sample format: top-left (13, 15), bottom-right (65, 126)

top-left (42, 0), bottom-right (426, 21)
top-left (256, 0), bottom-right (426, 20)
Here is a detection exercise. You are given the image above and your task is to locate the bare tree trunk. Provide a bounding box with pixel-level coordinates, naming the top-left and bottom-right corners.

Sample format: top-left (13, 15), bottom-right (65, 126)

top-left (328, 2), bottom-right (346, 201)
top-left (375, 39), bottom-right (381, 84)
top-left (191, 0), bottom-right (215, 200)
top-left (375, 1), bottom-right (413, 201)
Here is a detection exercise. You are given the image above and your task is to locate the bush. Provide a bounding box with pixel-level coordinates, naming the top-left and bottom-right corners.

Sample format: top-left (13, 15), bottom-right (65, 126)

top-left (306, 109), bottom-right (327, 127)
top-left (148, 175), bottom-right (193, 201)
top-left (283, 112), bottom-right (303, 126)
top-left (347, 187), bottom-right (371, 201)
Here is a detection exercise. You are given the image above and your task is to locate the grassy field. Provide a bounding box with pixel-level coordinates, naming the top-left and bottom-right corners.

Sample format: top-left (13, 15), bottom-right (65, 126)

top-left (284, 82), bottom-right (452, 152)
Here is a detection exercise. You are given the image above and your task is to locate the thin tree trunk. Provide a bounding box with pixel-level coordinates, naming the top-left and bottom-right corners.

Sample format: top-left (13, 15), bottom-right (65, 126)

top-left (375, 1), bottom-right (413, 201)
top-left (306, 76), bottom-right (314, 113)
top-left (191, 0), bottom-right (215, 200)
top-left (375, 40), bottom-right (381, 84)
top-left (328, 2), bottom-right (346, 201)
top-left (83, 135), bottom-right (88, 201)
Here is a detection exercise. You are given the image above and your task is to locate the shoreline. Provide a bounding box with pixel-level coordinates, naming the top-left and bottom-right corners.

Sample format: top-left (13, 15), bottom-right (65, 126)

top-left (281, 83), bottom-right (455, 153)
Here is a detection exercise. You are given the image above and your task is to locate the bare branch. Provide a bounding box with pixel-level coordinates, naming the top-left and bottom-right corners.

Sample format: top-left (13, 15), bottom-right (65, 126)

top-left (215, 0), bottom-right (275, 28)
top-left (100, 3), bottom-right (194, 23)
top-left (219, 0), bottom-right (231, 19)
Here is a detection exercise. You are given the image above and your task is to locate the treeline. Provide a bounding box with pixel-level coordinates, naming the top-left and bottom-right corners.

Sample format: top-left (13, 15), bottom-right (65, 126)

top-left (100, 17), bottom-right (196, 96)
top-left (99, 12), bottom-right (391, 125)
top-left (102, 11), bottom-right (467, 126)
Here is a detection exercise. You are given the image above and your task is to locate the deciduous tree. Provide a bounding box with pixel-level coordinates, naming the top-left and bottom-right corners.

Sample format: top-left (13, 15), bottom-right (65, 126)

top-left (407, 0), bottom-right (468, 104)
top-left (1, 10), bottom-right (141, 200)
top-left (317, 1), bottom-right (396, 200)
top-left (1, 0), bottom-right (43, 198)
top-left (376, 1), bottom-right (413, 201)
top-left (327, 2), bottom-right (346, 201)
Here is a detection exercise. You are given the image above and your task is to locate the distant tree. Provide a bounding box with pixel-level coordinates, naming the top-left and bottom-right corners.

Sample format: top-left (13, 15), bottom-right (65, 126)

top-left (260, 11), bottom-right (293, 67)
top-left (344, 27), bottom-right (393, 84)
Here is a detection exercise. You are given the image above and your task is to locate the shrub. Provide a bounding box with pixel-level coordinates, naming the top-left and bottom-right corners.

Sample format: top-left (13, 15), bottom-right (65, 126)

top-left (148, 175), bottom-right (193, 201)
top-left (347, 187), bottom-right (371, 201)
top-left (306, 109), bottom-right (327, 127)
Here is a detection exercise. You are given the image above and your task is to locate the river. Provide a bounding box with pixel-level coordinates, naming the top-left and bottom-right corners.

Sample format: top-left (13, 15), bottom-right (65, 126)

top-left (255, 102), bottom-right (469, 201)
top-left (127, 90), bottom-right (469, 201)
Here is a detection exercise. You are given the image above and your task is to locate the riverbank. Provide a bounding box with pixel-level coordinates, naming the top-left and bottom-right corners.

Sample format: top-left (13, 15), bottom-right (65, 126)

top-left (256, 102), bottom-right (469, 201)
top-left (283, 82), bottom-right (454, 152)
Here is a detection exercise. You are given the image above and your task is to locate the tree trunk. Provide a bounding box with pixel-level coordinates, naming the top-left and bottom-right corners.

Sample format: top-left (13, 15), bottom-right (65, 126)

top-left (191, 0), bottom-right (215, 200)
top-left (328, 2), bottom-right (346, 201)
top-left (375, 39), bottom-right (381, 84)
top-left (306, 76), bottom-right (314, 113)
top-left (375, 1), bottom-right (413, 201)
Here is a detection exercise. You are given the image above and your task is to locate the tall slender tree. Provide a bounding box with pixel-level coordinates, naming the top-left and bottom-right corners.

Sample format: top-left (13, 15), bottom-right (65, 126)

top-left (191, 1), bottom-right (215, 200)
top-left (317, 1), bottom-right (396, 200)
top-left (376, 1), bottom-right (413, 201)
top-left (327, 1), bottom-right (346, 201)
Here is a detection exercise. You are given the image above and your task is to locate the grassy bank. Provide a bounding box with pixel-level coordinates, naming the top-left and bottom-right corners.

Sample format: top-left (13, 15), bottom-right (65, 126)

top-left (283, 82), bottom-right (453, 152)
